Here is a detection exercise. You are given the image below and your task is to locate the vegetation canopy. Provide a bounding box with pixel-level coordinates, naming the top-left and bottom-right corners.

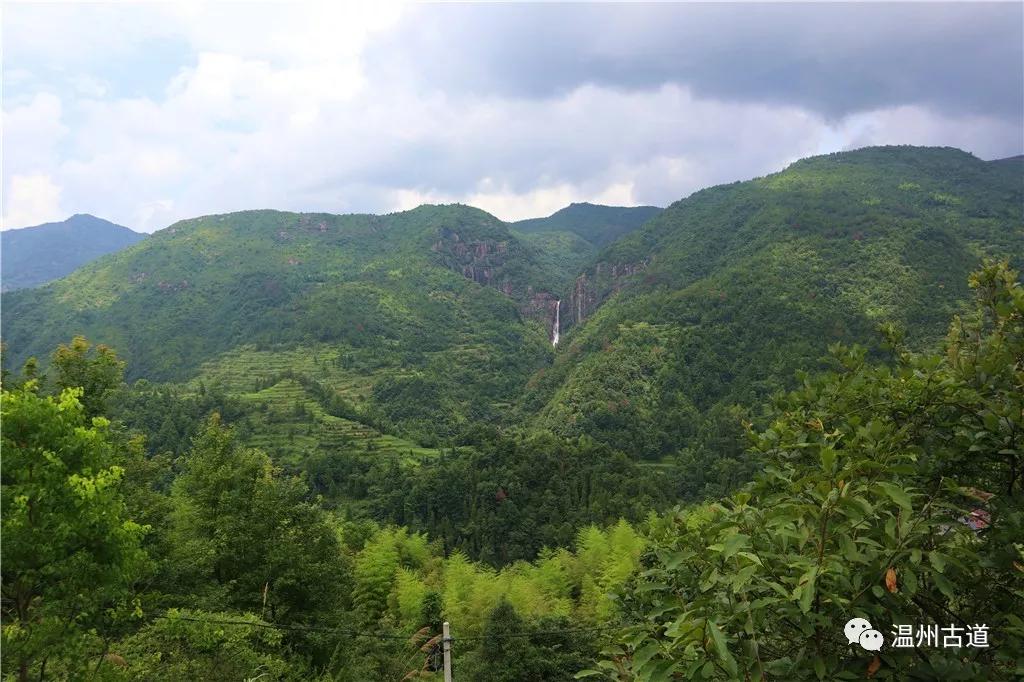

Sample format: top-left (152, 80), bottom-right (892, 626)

top-left (1, 146), bottom-right (1021, 680)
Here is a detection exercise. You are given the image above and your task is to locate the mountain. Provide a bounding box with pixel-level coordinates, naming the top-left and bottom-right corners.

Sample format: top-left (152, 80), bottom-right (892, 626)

top-left (1, 214), bottom-right (145, 291)
top-left (988, 154), bottom-right (1023, 170)
top-left (4, 147), bottom-right (1020, 465)
top-left (1, 204), bottom-right (574, 454)
top-left (512, 202), bottom-right (662, 247)
top-left (510, 203), bottom-right (663, 290)
top-left (523, 146), bottom-right (1023, 458)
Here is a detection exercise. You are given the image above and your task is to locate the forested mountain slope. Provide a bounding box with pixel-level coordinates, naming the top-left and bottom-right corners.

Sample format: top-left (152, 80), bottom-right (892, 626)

top-left (525, 146), bottom-right (1023, 457)
top-left (512, 202), bottom-right (662, 248)
top-left (512, 203), bottom-right (663, 282)
top-left (2, 205), bottom-right (571, 448)
top-left (4, 147), bottom-right (1019, 465)
top-left (1, 214), bottom-right (145, 291)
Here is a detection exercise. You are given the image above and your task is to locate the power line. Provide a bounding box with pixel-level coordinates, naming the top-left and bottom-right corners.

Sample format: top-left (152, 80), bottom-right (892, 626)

top-left (151, 612), bottom-right (628, 642)
top-left (152, 613), bottom-right (414, 640)
top-left (155, 611), bottom-right (632, 681)
top-left (452, 624), bottom-right (625, 642)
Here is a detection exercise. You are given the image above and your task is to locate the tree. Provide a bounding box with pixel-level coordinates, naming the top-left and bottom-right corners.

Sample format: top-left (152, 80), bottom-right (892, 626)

top-left (112, 609), bottom-right (293, 681)
top-left (587, 261), bottom-right (1024, 680)
top-left (168, 416), bottom-right (351, 649)
top-left (1, 383), bottom-right (148, 681)
top-left (460, 600), bottom-right (595, 681)
top-left (51, 336), bottom-right (125, 419)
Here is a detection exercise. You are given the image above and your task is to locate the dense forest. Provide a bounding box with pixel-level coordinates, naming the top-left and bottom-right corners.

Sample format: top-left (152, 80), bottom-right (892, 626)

top-left (2, 147), bottom-right (1023, 680)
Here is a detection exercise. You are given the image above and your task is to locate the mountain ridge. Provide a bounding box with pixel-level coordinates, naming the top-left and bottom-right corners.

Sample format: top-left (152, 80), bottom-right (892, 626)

top-left (512, 202), bottom-right (662, 247)
top-left (3, 146), bottom-right (1020, 463)
top-left (1, 203), bottom-right (571, 452)
top-left (525, 145), bottom-right (1023, 457)
top-left (1, 214), bottom-right (145, 291)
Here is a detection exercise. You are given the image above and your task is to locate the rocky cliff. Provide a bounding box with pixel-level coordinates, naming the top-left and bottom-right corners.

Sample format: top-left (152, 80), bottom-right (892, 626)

top-left (566, 258), bottom-right (650, 328)
top-left (431, 227), bottom-right (561, 337)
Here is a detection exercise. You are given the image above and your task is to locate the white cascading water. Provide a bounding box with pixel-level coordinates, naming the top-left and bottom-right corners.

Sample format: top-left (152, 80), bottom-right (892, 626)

top-left (552, 299), bottom-right (560, 346)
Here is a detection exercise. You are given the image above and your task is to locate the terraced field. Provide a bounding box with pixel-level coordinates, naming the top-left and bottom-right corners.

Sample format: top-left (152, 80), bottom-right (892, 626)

top-left (181, 345), bottom-right (440, 464)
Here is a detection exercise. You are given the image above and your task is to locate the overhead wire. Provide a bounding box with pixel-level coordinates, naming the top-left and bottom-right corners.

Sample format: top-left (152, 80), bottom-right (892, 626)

top-left (152, 612), bottom-right (631, 642)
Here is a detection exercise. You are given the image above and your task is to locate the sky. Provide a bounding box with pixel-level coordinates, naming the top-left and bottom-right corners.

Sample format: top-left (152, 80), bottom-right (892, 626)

top-left (3, 2), bottom-right (1022, 232)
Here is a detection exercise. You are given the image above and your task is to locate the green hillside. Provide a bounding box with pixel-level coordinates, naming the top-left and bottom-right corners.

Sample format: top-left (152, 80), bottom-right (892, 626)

top-left (512, 202), bottom-right (662, 247)
top-left (2, 205), bottom-right (570, 448)
top-left (4, 147), bottom-right (1019, 466)
top-left (512, 203), bottom-right (663, 280)
top-left (4, 147), bottom-right (1023, 681)
top-left (525, 146), bottom-right (1023, 458)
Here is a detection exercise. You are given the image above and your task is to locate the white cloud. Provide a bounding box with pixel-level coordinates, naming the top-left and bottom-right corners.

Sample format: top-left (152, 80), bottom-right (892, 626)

top-left (12, 59), bottom-right (1004, 233)
top-left (3, 174), bottom-right (64, 228)
top-left (1, 3), bottom-right (1019, 233)
top-left (72, 75), bottom-right (109, 99)
top-left (392, 179), bottom-right (639, 222)
top-left (834, 106), bottom-right (1024, 160)
top-left (133, 199), bottom-right (176, 230)
top-left (3, 93), bottom-right (68, 174)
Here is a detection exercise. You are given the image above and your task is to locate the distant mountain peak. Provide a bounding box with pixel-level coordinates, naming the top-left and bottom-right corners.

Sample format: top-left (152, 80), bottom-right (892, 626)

top-left (512, 203), bottom-right (663, 248)
top-left (987, 154), bottom-right (1024, 166)
top-left (2, 214), bottom-right (144, 291)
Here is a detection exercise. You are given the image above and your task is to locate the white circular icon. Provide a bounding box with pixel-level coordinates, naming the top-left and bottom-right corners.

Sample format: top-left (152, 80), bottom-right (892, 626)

top-left (859, 628), bottom-right (884, 651)
top-left (844, 617), bottom-right (873, 645)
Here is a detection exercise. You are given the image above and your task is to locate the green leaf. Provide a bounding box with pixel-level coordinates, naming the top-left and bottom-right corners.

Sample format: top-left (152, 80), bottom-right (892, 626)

top-left (904, 568), bottom-right (918, 595)
top-left (707, 621), bottom-right (737, 676)
top-left (877, 482), bottom-right (912, 512)
top-left (634, 583), bottom-right (670, 596)
top-left (707, 620), bottom-right (728, 655)
top-left (647, 661), bottom-right (677, 682)
top-left (820, 447), bottom-right (836, 472)
top-left (932, 572), bottom-right (956, 600)
top-left (736, 551), bottom-right (763, 566)
top-left (798, 568), bottom-right (817, 613)
top-left (839, 535), bottom-right (860, 563)
top-left (664, 551), bottom-right (689, 571)
top-left (632, 642), bottom-right (660, 672)
top-left (722, 533), bottom-right (750, 559)
top-left (731, 564), bottom-right (759, 591)
top-left (928, 551), bottom-right (947, 573)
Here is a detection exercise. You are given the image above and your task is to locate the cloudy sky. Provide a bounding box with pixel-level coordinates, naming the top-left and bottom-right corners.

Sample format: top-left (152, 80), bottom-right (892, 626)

top-left (3, 2), bottom-right (1022, 232)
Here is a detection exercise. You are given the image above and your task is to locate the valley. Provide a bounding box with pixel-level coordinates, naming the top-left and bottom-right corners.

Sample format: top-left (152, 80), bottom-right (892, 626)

top-left (3, 146), bottom-right (1022, 680)
top-left (7, 147), bottom-right (1018, 468)
top-left (5, 3), bottom-right (1023, 678)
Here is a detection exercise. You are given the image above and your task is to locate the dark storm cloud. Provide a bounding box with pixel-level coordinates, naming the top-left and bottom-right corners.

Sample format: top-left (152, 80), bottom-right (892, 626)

top-left (5, 2), bottom-right (1022, 230)
top-left (366, 3), bottom-right (1023, 122)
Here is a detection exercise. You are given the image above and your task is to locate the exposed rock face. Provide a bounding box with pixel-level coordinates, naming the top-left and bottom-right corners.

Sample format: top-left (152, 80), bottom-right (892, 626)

top-left (571, 272), bottom-right (595, 326)
top-left (432, 226), bottom-right (651, 340)
top-left (432, 224), bottom-right (650, 340)
top-left (568, 259), bottom-right (649, 327)
top-left (432, 228), bottom-right (513, 287)
top-left (432, 227), bottom-right (559, 337)
top-left (522, 290), bottom-right (560, 344)
top-left (297, 215), bottom-right (330, 233)
top-left (432, 227), bottom-right (516, 291)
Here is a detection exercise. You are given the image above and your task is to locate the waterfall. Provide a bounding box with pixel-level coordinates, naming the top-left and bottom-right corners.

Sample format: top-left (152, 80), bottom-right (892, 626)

top-left (552, 299), bottom-right (560, 346)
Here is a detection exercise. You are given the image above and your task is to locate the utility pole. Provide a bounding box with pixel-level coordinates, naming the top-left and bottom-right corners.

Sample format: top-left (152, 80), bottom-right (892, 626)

top-left (443, 621), bottom-right (453, 682)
